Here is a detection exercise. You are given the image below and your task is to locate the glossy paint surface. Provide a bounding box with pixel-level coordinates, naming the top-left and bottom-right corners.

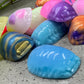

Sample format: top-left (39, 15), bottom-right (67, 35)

top-left (0, 32), bottom-right (34, 61)
top-left (48, 1), bottom-right (77, 22)
top-left (27, 45), bottom-right (81, 78)
top-left (68, 15), bottom-right (84, 45)
top-left (25, 7), bottom-right (46, 35)
top-left (73, 0), bottom-right (84, 15)
top-left (31, 20), bottom-right (68, 46)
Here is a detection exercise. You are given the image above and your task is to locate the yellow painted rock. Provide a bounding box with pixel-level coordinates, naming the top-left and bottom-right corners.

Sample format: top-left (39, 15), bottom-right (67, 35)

top-left (0, 17), bottom-right (8, 36)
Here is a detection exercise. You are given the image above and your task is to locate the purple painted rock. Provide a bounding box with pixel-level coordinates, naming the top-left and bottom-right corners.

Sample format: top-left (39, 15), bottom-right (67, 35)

top-left (48, 1), bottom-right (77, 22)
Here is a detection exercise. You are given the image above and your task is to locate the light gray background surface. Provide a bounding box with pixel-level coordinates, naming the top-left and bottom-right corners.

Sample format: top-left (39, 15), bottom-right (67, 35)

top-left (0, 0), bottom-right (84, 84)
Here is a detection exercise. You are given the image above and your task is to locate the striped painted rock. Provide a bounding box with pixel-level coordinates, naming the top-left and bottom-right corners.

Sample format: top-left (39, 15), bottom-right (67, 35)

top-left (0, 32), bottom-right (34, 61)
top-left (27, 45), bottom-right (81, 78)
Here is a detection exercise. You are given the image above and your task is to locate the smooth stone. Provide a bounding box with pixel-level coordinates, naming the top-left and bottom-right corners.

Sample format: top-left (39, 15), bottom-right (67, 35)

top-left (73, 0), bottom-right (84, 15)
top-left (48, 1), bottom-right (77, 22)
top-left (27, 45), bottom-right (81, 79)
top-left (68, 15), bottom-right (84, 45)
top-left (7, 8), bottom-right (32, 34)
top-left (31, 20), bottom-right (68, 46)
top-left (25, 7), bottom-right (46, 35)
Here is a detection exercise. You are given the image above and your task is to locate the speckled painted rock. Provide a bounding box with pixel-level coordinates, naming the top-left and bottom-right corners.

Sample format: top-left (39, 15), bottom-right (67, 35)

top-left (25, 7), bottom-right (46, 35)
top-left (0, 17), bottom-right (8, 36)
top-left (73, 0), bottom-right (84, 15)
top-left (27, 45), bottom-right (81, 78)
top-left (31, 20), bottom-right (68, 46)
top-left (0, 32), bottom-right (34, 61)
top-left (6, 8), bottom-right (32, 34)
top-left (35, 0), bottom-right (50, 7)
top-left (48, 1), bottom-right (77, 22)
top-left (68, 15), bottom-right (84, 45)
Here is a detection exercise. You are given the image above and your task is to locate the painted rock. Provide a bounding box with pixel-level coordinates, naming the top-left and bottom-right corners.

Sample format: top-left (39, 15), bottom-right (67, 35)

top-left (40, 0), bottom-right (76, 19)
top-left (0, 32), bottom-right (34, 61)
top-left (73, 0), bottom-right (84, 15)
top-left (27, 45), bottom-right (81, 78)
top-left (48, 1), bottom-right (77, 22)
top-left (25, 7), bottom-right (46, 35)
top-left (40, 0), bottom-right (62, 18)
top-left (35, 0), bottom-right (50, 7)
top-left (1, 26), bottom-right (7, 36)
top-left (6, 8), bottom-right (32, 34)
top-left (63, 0), bottom-right (75, 5)
top-left (68, 15), bottom-right (84, 45)
top-left (31, 20), bottom-right (68, 46)
top-left (0, 17), bottom-right (8, 36)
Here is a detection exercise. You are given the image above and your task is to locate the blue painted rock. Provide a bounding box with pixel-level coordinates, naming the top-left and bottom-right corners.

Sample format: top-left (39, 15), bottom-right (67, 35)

top-left (27, 45), bottom-right (81, 79)
top-left (0, 32), bottom-right (34, 61)
top-left (31, 20), bottom-right (68, 46)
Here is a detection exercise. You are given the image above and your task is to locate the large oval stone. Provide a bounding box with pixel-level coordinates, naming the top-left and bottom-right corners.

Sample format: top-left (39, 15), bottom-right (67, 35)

top-left (27, 45), bottom-right (81, 79)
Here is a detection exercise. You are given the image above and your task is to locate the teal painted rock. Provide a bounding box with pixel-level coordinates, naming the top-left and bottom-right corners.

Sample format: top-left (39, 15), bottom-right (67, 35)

top-left (31, 20), bottom-right (68, 46)
top-left (27, 45), bottom-right (81, 79)
top-left (0, 32), bottom-right (34, 61)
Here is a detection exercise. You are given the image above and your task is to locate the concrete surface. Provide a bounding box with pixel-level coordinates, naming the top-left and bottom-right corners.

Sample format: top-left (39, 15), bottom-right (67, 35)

top-left (0, 0), bottom-right (84, 84)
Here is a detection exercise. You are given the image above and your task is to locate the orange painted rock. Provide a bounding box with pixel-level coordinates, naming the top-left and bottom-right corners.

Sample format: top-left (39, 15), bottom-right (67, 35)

top-left (68, 15), bottom-right (84, 45)
top-left (35, 0), bottom-right (50, 7)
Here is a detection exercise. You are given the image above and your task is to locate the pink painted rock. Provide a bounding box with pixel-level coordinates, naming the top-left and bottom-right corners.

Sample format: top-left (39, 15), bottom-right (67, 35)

top-left (73, 0), bottom-right (84, 15)
top-left (40, 0), bottom-right (75, 18)
top-left (40, 0), bottom-right (62, 18)
top-left (7, 8), bottom-right (32, 34)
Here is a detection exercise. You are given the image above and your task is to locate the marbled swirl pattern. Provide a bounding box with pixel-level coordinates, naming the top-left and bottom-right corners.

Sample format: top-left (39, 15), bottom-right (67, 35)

top-left (68, 16), bottom-right (84, 45)
top-left (48, 1), bottom-right (77, 22)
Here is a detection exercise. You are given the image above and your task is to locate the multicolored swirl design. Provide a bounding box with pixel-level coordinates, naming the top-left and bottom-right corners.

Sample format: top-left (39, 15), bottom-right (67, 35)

top-left (68, 16), bottom-right (84, 45)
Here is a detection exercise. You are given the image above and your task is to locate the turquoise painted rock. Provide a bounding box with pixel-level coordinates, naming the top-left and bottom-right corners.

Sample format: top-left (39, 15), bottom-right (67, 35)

top-left (31, 20), bottom-right (68, 46)
top-left (0, 32), bottom-right (34, 61)
top-left (27, 45), bottom-right (81, 78)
